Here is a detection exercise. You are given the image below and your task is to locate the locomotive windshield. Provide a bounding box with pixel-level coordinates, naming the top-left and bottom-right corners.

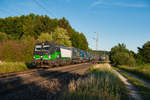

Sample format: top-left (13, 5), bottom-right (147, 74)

top-left (43, 45), bottom-right (50, 50)
top-left (34, 44), bottom-right (50, 51)
top-left (35, 45), bottom-right (42, 51)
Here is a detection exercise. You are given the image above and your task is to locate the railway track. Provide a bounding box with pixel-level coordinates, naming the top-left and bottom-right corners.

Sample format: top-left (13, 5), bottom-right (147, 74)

top-left (0, 63), bottom-right (91, 100)
top-left (0, 63), bottom-right (88, 79)
top-left (0, 63), bottom-right (90, 79)
top-left (0, 68), bottom-right (42, 78)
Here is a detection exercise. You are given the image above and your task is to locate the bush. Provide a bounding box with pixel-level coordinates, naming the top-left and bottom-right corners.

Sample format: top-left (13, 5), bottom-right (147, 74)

top-left (0, 39), bottom-right (35, 62)
top-left (110, 43), bottom-right (136, 66)
top-left (0, 62), bottom-right (28, 74)
top-left (0, 32), bottom-right (8, 41)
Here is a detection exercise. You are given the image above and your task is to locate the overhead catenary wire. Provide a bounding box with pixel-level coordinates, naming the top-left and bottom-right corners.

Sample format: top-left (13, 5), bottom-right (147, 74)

top-left (33, 0), bottom-right (56, 18)
top-left (0, 8), bottom-right (21, 17)
top-left (42, 0), bottom-right (57, 17)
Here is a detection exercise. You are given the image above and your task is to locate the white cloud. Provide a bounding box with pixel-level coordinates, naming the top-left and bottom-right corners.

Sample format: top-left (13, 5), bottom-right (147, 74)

top-left (112, 2), bottom-right (148, 8)
top-left (91, 1), bottom-right (104, 7)
top-left (91, 1), bottom-right (148, 8)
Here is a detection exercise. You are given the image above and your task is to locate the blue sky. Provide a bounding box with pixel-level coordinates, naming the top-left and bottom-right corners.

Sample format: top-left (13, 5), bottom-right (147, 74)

top-left (0, 0), bottom-right (150, 52)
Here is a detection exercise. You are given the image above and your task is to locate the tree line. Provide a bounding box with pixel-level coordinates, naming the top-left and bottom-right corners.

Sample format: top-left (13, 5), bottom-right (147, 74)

top-left (110, 41), bottom-right (150, 66)
top-left (0, 13), bottom-right (88, 50)
top-left (0, 13), bottom-right (89, 62)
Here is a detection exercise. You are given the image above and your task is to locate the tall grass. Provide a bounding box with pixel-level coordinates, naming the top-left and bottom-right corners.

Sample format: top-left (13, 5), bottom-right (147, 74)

top-left (113, 67), bottom-right (150, 100)
top-left (0, 62), bottom-right (28, 74)
top-left (118, 65), bottom-right (150, 83)
top-left (63, 65), bottom-right (129, 100)
top-left (0, 39), bottom-right (35, 62)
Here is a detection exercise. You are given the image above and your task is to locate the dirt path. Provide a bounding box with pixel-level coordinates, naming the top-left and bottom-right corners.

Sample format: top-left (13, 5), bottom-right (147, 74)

top-left (0, 63), bottom-right (91, 100)
top-left (100, 64), bottom-right (143, 100)
top-left (119, 69), bottom-right (150, 88)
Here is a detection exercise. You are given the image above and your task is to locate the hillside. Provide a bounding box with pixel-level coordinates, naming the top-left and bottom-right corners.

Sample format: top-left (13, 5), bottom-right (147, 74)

top-left (0, 13), bottom-right (88, 50)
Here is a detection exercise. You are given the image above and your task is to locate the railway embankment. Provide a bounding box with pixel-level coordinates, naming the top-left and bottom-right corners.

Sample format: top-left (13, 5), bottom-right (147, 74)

top-left (62, 64), bottom-right (130, 100)
top-left (0, 61), bottom-right (29, 74)
top-left (0, 63), bottom-right (90, 100)
top-left (0, 63), bottom-right (142, 100)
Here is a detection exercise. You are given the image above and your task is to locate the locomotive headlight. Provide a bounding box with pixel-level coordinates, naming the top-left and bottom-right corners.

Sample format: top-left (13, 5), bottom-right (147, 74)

top-left (48, 55), bottom-right (51, 58)
top-left (40, 56), bottom-right (42, 58)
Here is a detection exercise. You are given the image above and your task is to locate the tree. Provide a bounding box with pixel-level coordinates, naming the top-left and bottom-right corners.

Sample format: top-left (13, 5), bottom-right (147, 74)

top-left (137, 41), bottom-right (150, 64)
top-left (53, 27), bottom-right (72, 47)
top-left (79, 33), bottom-right (88, 50)
top-left (110, 43), bottom-right (135, 66)
top-left (38, 32), bottom-right (52, 42)
top-left (0, 32), bottom-right (8, 41)
top-left (70, 32), bottom-right (88, 50)
top-left (23, 14), bottom-right (36, 38)
top-left (0, 13), bottom-right (89, 49)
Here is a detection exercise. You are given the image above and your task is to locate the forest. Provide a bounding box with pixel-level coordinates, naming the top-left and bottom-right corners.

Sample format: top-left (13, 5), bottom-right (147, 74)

top-left (0, 13), bottom-right (89, 62)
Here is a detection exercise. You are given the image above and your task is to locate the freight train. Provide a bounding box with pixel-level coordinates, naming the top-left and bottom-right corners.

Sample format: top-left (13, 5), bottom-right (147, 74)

top-left (32, 41), bottom-right (99, 67)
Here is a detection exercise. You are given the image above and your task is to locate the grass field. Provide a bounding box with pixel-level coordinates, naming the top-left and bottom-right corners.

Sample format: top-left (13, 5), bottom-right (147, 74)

top-left (0, 61), bottom-right (28, 74)
top-left (63, 65), bottom-right (129, 100)
top-left (113, 67), bottom-right (150, 100)
top-left (118, 65), bottom-right (150, 83)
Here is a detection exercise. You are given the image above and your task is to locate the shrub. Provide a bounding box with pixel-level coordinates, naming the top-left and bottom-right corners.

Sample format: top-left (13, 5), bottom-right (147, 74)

top-left (0, 39), bottom-right (35, 62)
top-left (0, 62), bottom-right (28, 74)
top-left (110, 43), bottom-right (136, 66)
top-left (0, 32), bottom-right (8, 41)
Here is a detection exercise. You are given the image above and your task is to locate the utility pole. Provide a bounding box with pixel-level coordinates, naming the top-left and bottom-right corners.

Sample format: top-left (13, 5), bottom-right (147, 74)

top-left (87, 32), bottom-right (99, 51)
top-left (95, 32), bottom-right (99, 51)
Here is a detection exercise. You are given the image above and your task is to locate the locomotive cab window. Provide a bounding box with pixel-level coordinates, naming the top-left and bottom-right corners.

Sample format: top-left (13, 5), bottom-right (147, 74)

top-left (35, 45), bottom-right (42, 51)
top-left (43, 45), bottom-right (50, 50)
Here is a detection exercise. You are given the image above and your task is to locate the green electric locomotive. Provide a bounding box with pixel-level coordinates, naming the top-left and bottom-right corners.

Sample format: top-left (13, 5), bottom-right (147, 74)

top-left (33, 41), bottom-right (100, 67)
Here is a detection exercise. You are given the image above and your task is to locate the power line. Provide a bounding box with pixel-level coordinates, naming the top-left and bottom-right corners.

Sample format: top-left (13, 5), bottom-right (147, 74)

top-left (95, 32), bottom-right (99, 51)
top-left (41, 0), bottom-right (56, 16)
top-left (13, 9), bottom-right (22, 15)
top-left (0, 8), bottom-right (21, 17)
top-left (42, 0), bottom-right (52, 8)
top-left (42, 0), bottom-right (57, 17)
top-left (33, 0), bottom-right (56, 17)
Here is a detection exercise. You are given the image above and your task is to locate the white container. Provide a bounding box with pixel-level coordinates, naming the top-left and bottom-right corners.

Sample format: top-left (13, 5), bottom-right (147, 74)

top-left (60, 48), bottom-right (72, 58)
